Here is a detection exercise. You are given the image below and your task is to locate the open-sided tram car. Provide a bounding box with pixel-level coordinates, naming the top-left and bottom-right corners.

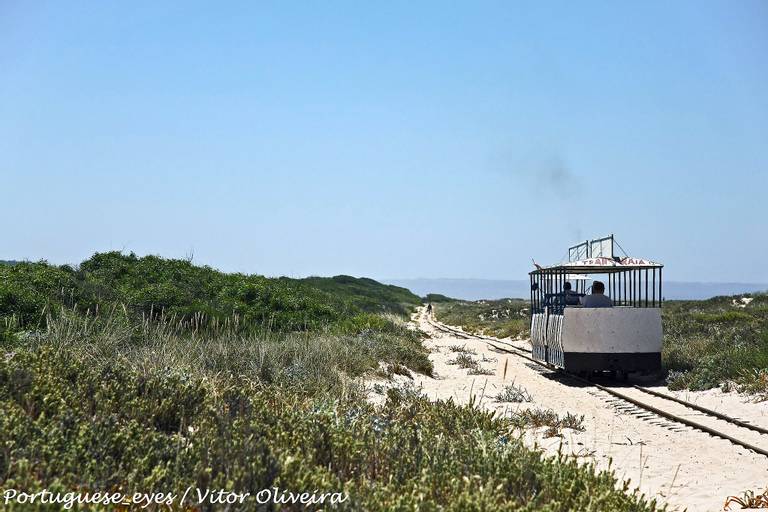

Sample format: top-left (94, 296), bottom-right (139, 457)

top-left (529, 236), bottom-right (664, 375)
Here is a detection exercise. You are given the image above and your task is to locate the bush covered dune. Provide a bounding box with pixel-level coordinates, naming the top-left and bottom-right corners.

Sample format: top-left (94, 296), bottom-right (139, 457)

top-left (1, 254), bottom-right (660, 511)
top-left (433, 294), bottom-right (768, 399)
top-left (0, 252), bottom-right (422, 334)
top-left (432, 298), bottom-right (530, 340)
top-left (663, 294), bottom-right (768, 397)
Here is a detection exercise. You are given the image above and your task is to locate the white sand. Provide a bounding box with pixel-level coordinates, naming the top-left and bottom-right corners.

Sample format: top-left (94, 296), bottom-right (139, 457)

top-left (368, 308), bottom-right (768, 512)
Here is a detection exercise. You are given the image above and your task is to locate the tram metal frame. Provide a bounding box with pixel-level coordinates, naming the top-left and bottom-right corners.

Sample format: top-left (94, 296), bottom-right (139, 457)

top-left (529, 263), bottom-right (664, 315)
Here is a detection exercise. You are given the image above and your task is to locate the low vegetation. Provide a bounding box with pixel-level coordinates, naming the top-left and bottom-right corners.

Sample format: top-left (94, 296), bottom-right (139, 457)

top-left (0, 255), bottom-right (663, 510)
top-left (446, 352), bottom-right (495, 375)
top-left (663, 294), bottom-right (768, 398)
top-left (724, 487), bottom-right (768, 510)
top-left (433, 298), bottom-right (529, 338)
top-left (495, 382), bottom-right (533, 403)
top-left (448, 352), bottom-right (480, 369)
top-left (448, 344), bottom-right (476, 354)
top-left (508, 408), bottom-right (585, 439)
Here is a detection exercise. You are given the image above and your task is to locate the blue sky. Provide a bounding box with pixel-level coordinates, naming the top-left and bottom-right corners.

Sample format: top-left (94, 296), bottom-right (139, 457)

top-left (1, 1), bottom-right (766, 282)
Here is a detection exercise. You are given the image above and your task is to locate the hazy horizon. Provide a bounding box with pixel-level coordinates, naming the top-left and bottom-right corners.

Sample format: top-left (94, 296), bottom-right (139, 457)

top-left (383, 277), bottom-right (768, 301)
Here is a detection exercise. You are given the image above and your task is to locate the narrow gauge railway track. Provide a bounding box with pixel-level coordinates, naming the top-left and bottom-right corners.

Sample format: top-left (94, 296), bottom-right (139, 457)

top-left (425, 314), bottom-right (768, 458)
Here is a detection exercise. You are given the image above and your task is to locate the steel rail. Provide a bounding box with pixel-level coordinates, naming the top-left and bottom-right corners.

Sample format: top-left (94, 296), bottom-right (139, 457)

top-left (590, 382), bottom-right (768, 458)
top-left (631, 386), bottom-right (768, 436)
top-left (425, 313), bottom-right (768, 458)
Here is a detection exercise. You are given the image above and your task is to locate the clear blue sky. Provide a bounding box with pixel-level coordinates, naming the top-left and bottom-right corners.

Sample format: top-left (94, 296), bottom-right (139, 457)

top-left (2, 1), bottom-right (766, 282)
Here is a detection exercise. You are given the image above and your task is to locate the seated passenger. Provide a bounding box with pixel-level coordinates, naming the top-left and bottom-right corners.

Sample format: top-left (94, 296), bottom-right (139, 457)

top-left (580, 280), bottom-right (613, 308)
top-left (563, 281), bottom-right (581, 305)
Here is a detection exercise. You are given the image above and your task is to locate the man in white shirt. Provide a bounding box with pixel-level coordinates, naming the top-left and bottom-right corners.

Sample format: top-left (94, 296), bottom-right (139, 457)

top-left (580, 280), bottom-right (613, 308)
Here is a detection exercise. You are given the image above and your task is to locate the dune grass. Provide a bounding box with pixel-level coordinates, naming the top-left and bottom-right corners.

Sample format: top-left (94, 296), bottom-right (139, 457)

top-left (4, 310), bottom-right (432, 395)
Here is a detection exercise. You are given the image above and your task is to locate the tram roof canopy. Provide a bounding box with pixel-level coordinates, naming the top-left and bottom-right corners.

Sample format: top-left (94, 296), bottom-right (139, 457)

top-left (530, 257), bottom-right (663, 275)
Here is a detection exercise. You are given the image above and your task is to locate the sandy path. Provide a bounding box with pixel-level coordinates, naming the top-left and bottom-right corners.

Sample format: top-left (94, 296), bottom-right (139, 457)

top-left (370, 308), bottom-right (768, 512)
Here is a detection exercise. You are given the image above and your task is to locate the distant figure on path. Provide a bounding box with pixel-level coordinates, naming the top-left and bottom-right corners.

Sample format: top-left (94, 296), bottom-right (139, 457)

top-left (580, 281), bottom-right (613, 308)
top-left (426, 303), bottom-right (433, 314)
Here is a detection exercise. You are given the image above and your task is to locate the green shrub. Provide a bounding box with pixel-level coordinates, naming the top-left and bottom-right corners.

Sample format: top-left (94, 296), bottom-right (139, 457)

top-left (738, 368), bottom-right (768, 400)
top-left (0, 345), bottom-right (659, 511)
top-left (425, 293), bottom-right (454, 303)
top-left (449, 344), bottom-right (476, 354)
top-left (303, 275), bottom-right (421, 316)
top-left (434, 299), bottom-right (530, 339)
top-left (509, 408), bottom-right (585, 438)
top-left (0, 262), bottom-right (76, 327)
top-left (495, 383), bottom-right (533, 403)
top-left (0, 252), bottom-right (423, 336)
top-left (692, 310), bottom-right (754, 324)
top-left (662, 295), bottom-right (768, 394)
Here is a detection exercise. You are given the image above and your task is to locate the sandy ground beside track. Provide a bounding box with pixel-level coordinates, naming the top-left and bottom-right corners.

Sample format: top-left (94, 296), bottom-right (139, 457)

top-left (368, 308), bottom-right (768, 512)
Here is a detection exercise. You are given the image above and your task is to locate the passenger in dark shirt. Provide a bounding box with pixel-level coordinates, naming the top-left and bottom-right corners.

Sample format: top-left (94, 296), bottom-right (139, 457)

top-left (580, 280), bottom-right (613, 308)
top-left (562, 281), bottom-right (581, 306)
